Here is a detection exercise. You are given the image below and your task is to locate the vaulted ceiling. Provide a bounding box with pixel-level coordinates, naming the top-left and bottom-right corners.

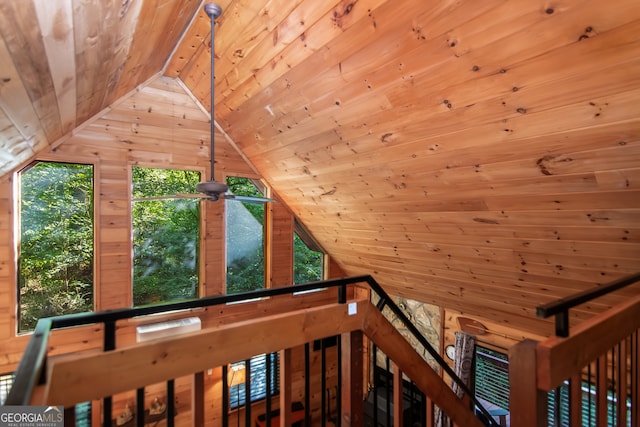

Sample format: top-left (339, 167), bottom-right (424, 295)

top-left (1, 0), bottom-right (639, 336)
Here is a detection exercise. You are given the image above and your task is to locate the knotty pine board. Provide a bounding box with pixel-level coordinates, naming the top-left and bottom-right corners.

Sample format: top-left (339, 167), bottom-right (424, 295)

top-left (215, 0), bottom-right (388, 112)
top-left (266, 118), bottom-right (640, 186)
top-left (286, 168), bottom-right (639, 205)
top-left (107, 0), bottom-right (199, 105)
top-left (73, 0), bottom-right (123, 125)
top-left (0, 1), bottom-right (63, 143)
top-left (0, 27), bottom-right (49, 156)
top-left (248, 72), bottom-right (640, 176)
top-left (164, 5), bottom-right (215, 79)
top-left (314, 222), bottom-right (640, 248)
top-left (328, 239), bottom-right (637, 293)
top-left (200, 0), bottom-right (313, 99)
top-left (34, 1), bottom-right (76, 136)
top-left (223, 1), bottom-right (639, 147)
top-left (329, 230), bottom-right (640, 269)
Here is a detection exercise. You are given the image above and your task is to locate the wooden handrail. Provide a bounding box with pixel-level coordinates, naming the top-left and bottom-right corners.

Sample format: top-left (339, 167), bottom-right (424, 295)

top-left (537, 272), bottom-right (640, 337)
top-left (10, 274), bottom-right (497, 426)
top-left (30, 299), bottom-right (487, 427)
top-left (40, 300), bottom-right (369, 407)
top-left (7, 318), bottom-right (52, 405)
top-left (538, 292), bottom-right (640, 390)
top-left (511, 290), bottom-right (640, 427)
top-left (5, 275), bottom-right (367, 405)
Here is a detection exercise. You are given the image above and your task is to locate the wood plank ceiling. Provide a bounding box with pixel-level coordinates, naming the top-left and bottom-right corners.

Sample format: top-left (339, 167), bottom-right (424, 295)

top-left (1, 0), bottom-right (639, 336)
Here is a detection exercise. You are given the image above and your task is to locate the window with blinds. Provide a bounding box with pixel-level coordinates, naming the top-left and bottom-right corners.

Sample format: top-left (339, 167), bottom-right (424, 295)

top-left (0, 373), bottom-right (15, 405)
top-left (474, 346), bottom-right (510, 411)
top-left (230, 353), bottom-right (279, 409)
top-left (474, 346), bottom-right (633, 426)
top-left (547, 381), bottom-right (632, 426)
top-left (74, 401), bottom-right (92, 426)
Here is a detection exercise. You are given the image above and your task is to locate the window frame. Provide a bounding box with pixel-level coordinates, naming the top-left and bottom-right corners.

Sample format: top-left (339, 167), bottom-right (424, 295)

top-left (130, 165), bottom-right (204, 307)
top-left (15, 160), bottom-right (96, 334)
top-left (473, 345), bottom-right (510, 411)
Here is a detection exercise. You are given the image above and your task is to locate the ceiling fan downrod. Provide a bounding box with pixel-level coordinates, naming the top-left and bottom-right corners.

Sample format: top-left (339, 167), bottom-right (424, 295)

top-left (196, 3), bottom-right (228, 200)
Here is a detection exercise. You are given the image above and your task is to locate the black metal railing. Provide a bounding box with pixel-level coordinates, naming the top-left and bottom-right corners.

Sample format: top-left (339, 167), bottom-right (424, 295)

top-left (365, 361), bottom-right (428, 426)
top-left (6, 274), bottom-right (498, 427)
top-left (537, 272), bottom-right (640, 337)
top-left (511, 273), bottom-right (640, 426)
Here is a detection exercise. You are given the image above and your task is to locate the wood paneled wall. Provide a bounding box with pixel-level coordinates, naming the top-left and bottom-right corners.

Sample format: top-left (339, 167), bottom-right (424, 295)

top-left (0, 76), bottom-right (348, 426)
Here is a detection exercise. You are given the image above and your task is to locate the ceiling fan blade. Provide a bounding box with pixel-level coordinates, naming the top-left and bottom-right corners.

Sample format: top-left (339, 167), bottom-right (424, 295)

top-left (132, 193), bottom-right (274, 203)
top-left (221, 194), bottom-right (275, 204)
top-left (132, 194), bottom-right (205, 202)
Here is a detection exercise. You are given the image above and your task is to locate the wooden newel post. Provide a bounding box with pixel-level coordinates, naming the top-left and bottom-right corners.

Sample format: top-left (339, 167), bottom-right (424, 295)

top-left (509, 339), bottom-right (547, 427)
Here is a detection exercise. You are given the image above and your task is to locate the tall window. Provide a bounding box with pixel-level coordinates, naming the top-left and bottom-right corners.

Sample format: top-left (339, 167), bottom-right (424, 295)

top-left (18, 162), bottom-right (94, 333)
top-left (225, 177), bottom-right (266, 294)
top-left (132, 167), bottom-right (201, 306)
top-left (293, 220), bottom-right (323, 284)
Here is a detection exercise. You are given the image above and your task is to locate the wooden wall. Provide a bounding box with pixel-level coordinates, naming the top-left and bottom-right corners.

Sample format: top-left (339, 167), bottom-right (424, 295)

top-left (0, 76), bottom-right (348, 426)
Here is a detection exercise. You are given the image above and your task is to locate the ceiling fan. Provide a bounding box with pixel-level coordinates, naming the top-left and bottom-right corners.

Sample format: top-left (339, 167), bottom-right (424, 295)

top-left (135, 3), bottom-right (272, 205)
top-left (195, 3), bottom-right (273, 204)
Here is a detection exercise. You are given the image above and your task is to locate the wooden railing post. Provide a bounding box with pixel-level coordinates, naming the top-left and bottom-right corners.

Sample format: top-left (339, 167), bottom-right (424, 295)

top-left (279, 348), bottom-right (292, 427)
top-left (192, 371), bottom-right (205, 427)
top-left (340, 330), bottom-right (364, 427)
top-left (425, 395), bottom-right (434, 427)
top-left (392, 362), bottom-right (403, 427)
top-left (509, 339), bottom-right (547, 427)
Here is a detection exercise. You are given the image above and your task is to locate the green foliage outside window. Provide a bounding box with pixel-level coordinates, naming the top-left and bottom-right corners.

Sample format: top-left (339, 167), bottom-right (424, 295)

top-left (18, 162), bottom-right (94, 332)
top-left (293, 232), bottom-right (323, 284)
top-left (226, 177), bottom-right (265, 294)
top-left (19, 164), bottom-right (323, 331)
top-left (132, 167), bottom-right (201, 306)
top-left (225, 177), bottom-right (323, 293)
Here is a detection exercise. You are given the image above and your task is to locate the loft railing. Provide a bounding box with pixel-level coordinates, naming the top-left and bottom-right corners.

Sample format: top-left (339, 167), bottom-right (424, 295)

top-left (537, 272), bottom-right (640, 338)
top-left (510, 272), bottom-right (640, 427)
top-left (6, 275), bottom-right (499, 427)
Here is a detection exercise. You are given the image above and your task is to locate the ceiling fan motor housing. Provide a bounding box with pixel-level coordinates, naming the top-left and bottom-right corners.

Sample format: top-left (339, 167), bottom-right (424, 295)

top-left (196, 180), bottom-right (229, 199)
